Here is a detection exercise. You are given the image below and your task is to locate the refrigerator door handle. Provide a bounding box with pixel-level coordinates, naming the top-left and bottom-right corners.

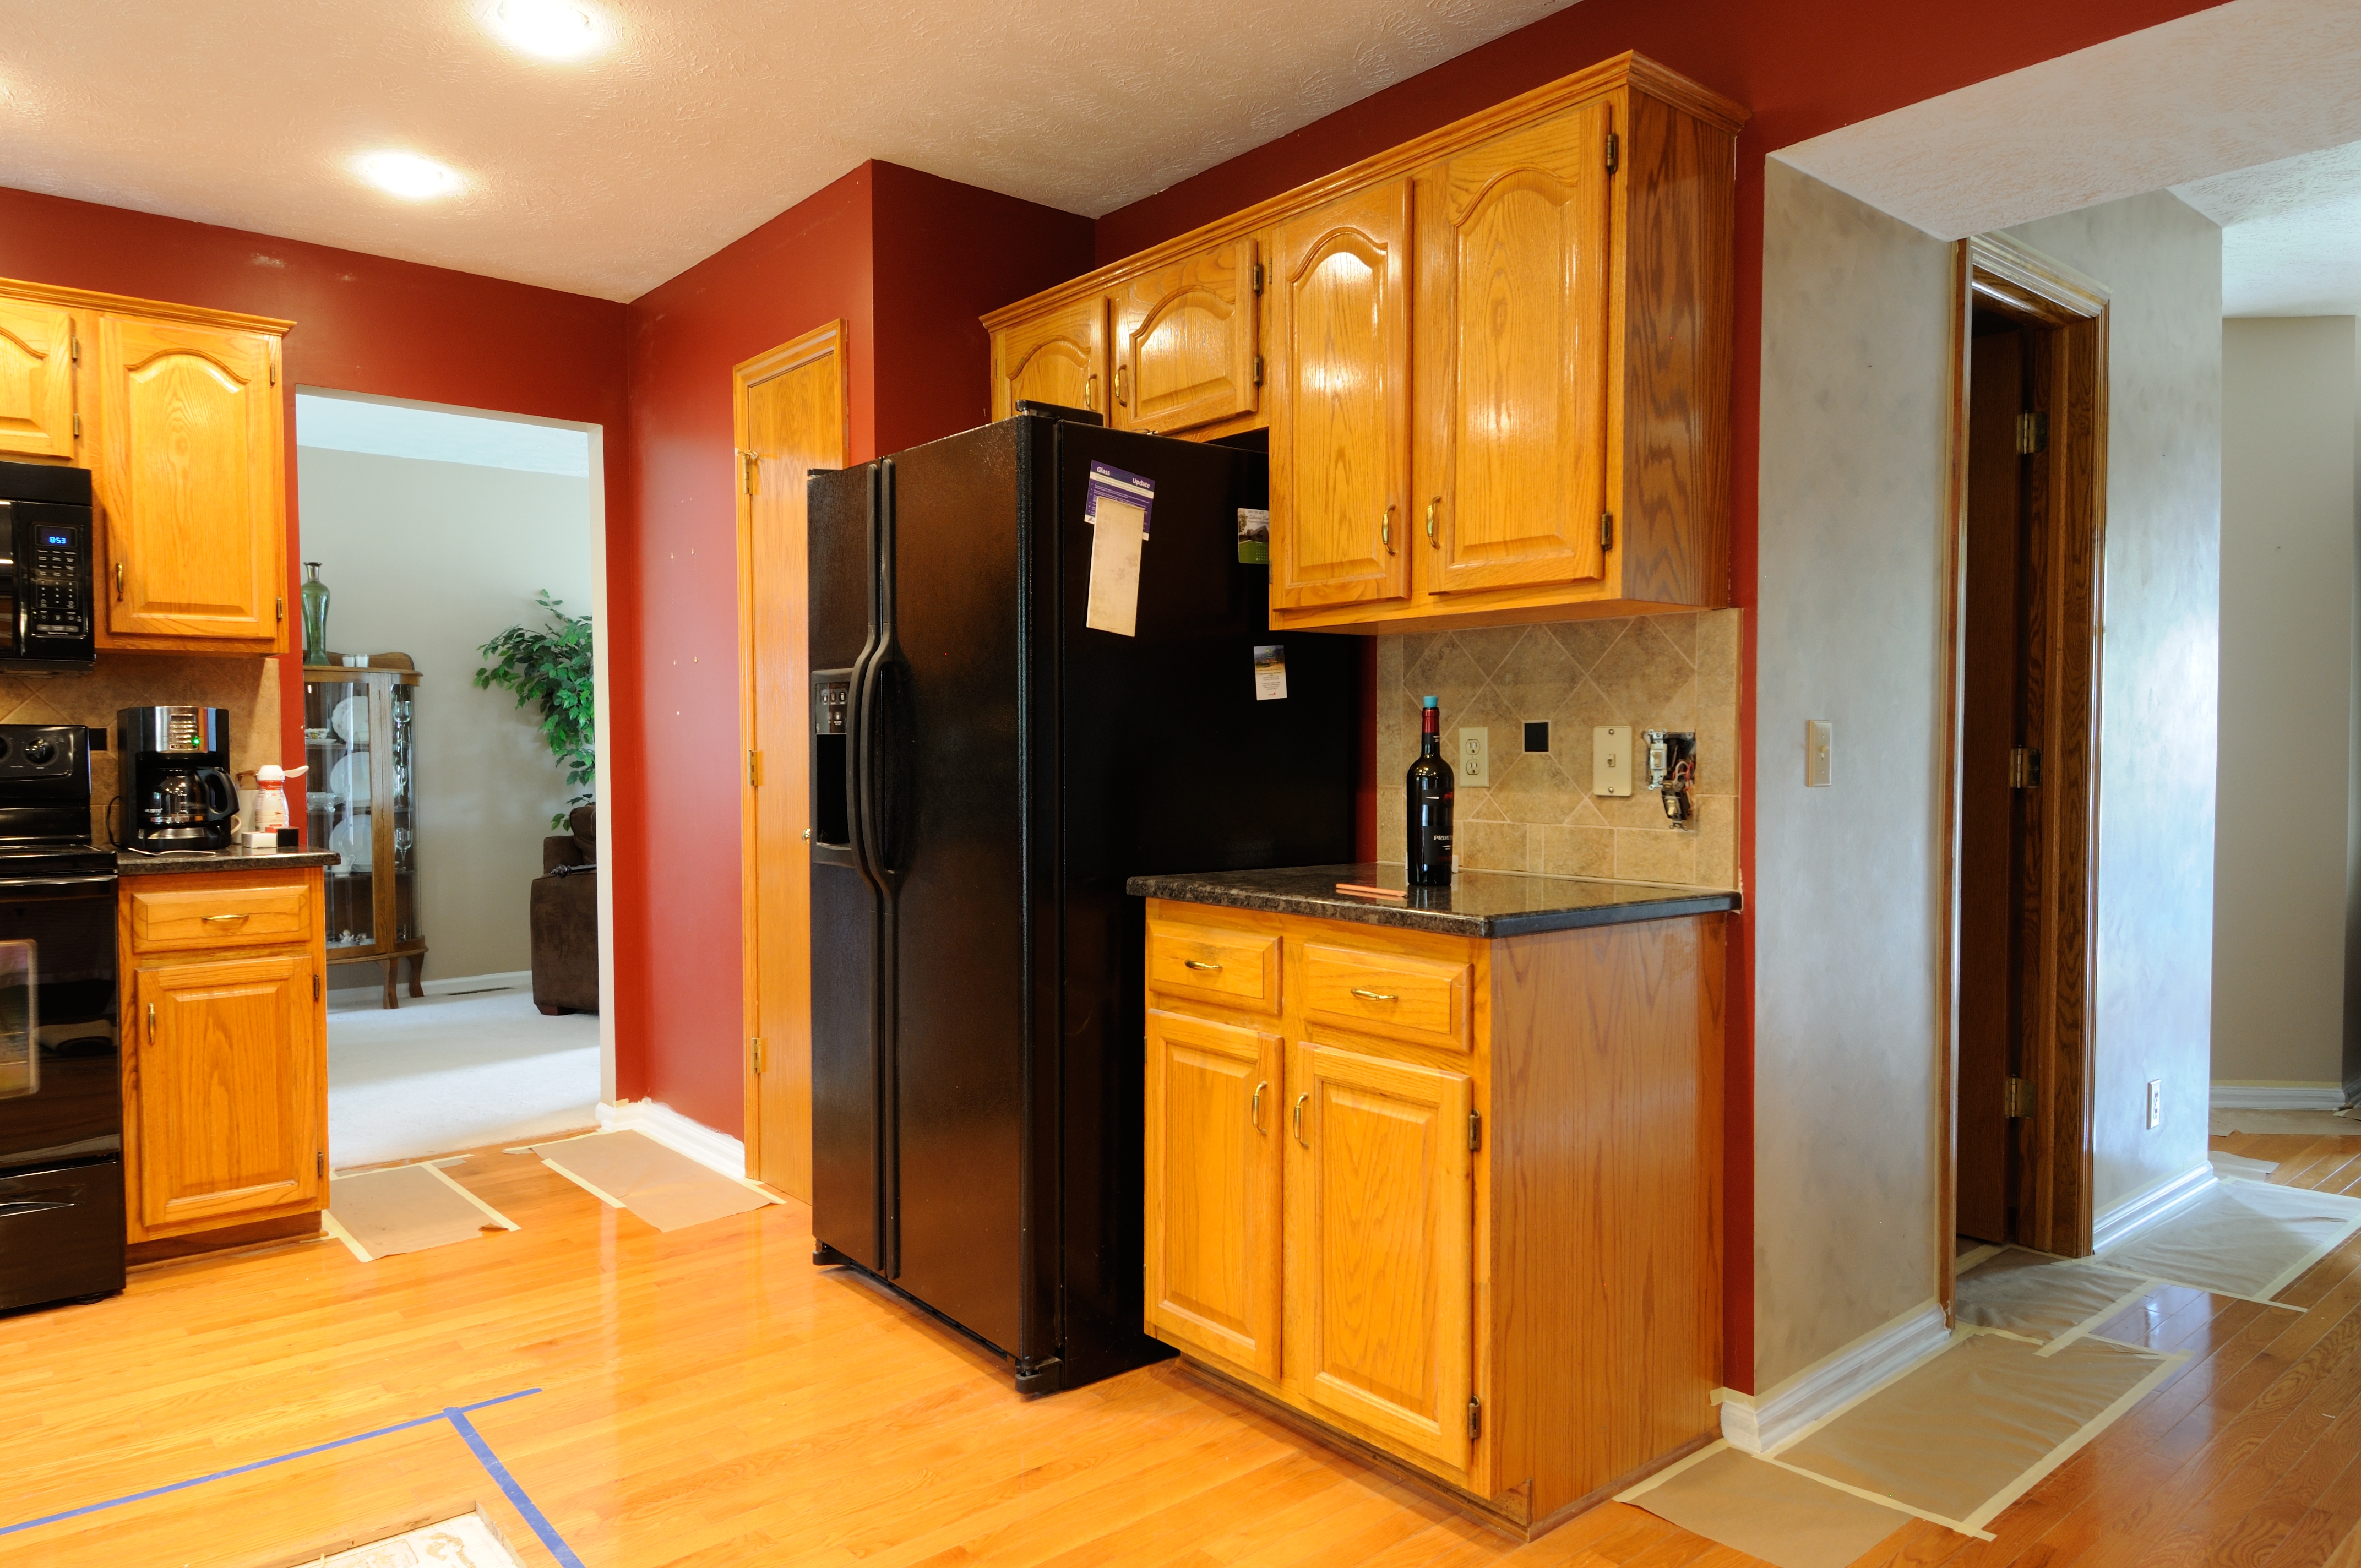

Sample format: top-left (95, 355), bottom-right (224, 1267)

top-left (861, 458), bottom-right (903, 884)
top-left (845, 464), bottom-right (885, 892)
top-left (871, 456), bottom-right (902, 1279)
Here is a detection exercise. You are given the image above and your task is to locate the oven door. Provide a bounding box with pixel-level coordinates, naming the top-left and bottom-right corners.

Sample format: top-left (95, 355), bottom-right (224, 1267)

top-left (0, 873), bottom-right (120, 1169)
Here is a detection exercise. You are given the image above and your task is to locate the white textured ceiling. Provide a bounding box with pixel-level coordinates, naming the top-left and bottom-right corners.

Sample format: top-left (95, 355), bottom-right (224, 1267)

top-left (2173, 140), bottom-right (2361, 316)
top-left (0, 0), bottom-right (1568, 302)
top-left (1771, 0), bottom-right (2361, 244)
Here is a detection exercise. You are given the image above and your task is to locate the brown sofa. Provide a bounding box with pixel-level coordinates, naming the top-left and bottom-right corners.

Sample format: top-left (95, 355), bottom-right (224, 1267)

top-left (531, 804), bottom-right (599, 1015)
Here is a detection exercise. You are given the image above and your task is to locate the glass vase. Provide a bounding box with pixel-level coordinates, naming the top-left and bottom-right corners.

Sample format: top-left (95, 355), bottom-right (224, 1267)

top-left (301, 561), bottom-right (331, 664)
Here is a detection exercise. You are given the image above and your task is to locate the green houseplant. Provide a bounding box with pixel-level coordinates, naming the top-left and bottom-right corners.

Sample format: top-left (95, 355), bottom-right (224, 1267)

top-left (476, 591), bottom-right (595, 829)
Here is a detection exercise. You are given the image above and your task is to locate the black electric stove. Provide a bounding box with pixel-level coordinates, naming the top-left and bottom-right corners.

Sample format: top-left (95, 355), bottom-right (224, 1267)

top-left (0, 722), bottom-right (124, 1314)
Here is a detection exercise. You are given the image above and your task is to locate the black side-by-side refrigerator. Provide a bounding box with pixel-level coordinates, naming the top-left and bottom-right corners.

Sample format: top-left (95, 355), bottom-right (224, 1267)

top-left (807, 406), bottom-right (1357, 1393)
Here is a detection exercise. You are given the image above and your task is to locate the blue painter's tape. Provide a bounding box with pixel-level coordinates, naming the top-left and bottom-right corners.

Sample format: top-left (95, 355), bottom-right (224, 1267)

top-left (445, 1406), bottom-right (587, 1568)
top-left (0, 1389), bottom-right (542, 1540)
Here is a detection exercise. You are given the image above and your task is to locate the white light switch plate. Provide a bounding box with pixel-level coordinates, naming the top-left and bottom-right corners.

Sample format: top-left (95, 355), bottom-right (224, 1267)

top-left (1457, 727), bottom-right (1489, 786)
top-left (1593, 726), bottom-right (1631, 796)
top-left (2146, 1079), bottom-right (2162, 1129)
top-left (1806, 720), bottom-right (1834, 788)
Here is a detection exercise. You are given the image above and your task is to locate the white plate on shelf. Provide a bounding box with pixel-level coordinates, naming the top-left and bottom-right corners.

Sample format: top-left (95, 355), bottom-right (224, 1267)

top-left (329, 750), bottom-right (371, 804)
top-left (330, 813), bottom-right (372, 873)
top-left (331, 694), bottom-right (369, 748)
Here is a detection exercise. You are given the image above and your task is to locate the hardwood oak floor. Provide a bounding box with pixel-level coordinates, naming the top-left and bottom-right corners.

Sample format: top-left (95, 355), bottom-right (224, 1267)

top-left (5, 1133), bottom-right (2360, 1568)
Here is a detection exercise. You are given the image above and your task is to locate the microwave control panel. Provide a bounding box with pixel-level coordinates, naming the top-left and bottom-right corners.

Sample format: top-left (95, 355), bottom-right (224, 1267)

top-left (25, 523), bottom-right (90, 640)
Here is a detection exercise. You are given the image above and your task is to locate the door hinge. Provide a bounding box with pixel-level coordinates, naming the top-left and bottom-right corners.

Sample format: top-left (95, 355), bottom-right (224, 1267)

top-left (1252, 354), bottom-right (1264, 387)
top-left (317, 1151), bottom-right (326, 1177)
top-left (1605, 130), bottom-right (1620, 176)
top-left (1468, 1397), bottom-right (1482, 1440)
top-left (313, 973), bottom-right (321, 1002)
top-left (2005, 1077), bottom-right (2035, 1119)
top-left (1468, 1109), bottom-right (1482, 1152)
top-left (70, 336), bottom-right (80, 364)
top-left (739, 449), bottom-right (758, 496)
top-left (72, 413), bottom-right (81, 437)
top-left (1600, 512), bottom-right (1614, 552)
top-left (269, 355), bottom-right (278, 386)
top-left (748, 749), bottom-right (763, 787)
top-left (2009, 747), bottom-right (2042, 788)
top-left (276, 595), bottom-right (285, 623)
top-left (752, 1036), bottom-right (765, 1075)
top-left (2016, 411), bottom-right (2048, 455)
top-left (1250, 262), bottom-right (1264, 295)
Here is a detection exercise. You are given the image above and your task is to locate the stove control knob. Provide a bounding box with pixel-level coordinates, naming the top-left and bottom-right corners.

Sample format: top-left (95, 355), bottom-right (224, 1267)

top-left (25, 738), bottom-right (55, 766)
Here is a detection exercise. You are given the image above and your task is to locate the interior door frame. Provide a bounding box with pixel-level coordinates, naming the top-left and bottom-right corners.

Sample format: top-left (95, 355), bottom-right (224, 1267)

top-left (736, 320), bottom-right (850, 1194)
top-left (1938, 233), bottom-right (2110, 1308)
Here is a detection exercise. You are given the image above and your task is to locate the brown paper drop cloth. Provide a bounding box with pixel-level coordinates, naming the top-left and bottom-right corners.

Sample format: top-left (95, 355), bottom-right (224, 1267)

top-left (2099, 1178), bottom-right (2361, 1302)
top-left (1954, 1250), bottom-right (2154, 1344)
top-left (529, 1129), bottom-right (777, 1232)
top-left (1623, 1445), bottom-right (1915, 1568)
top-left (327, 1163), bottom-right (515, 1261)
top-left (1772, 1333), bottom-right (2173, 1532)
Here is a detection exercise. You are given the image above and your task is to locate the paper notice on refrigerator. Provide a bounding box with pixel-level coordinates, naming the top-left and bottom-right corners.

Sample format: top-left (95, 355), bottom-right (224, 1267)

top-left (1253, 645), bottom-right (1287, 700)
top-left (1086, 497), bottom-right (1147, 636)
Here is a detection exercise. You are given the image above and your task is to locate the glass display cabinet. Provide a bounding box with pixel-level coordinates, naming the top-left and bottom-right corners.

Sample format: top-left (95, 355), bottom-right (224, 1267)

top-left (302, 658), bottom-right (424, 1008)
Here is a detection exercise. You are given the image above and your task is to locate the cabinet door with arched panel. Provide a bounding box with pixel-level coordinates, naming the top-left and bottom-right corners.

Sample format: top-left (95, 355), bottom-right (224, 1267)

top-left (1111, 238), bottom-right (1259, 436)
top-left (991, 297), bottom-right (1107, 423)
top-left (0, 297), bottom-right (80, 461)
top-left (97, 314), bottom-right (284, 644)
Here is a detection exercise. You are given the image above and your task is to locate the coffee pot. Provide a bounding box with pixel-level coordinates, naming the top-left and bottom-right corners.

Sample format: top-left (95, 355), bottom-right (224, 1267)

top-left (118, 706), bottom-right (238, 853)
top-left (144, 767), bottom-right (238, 838)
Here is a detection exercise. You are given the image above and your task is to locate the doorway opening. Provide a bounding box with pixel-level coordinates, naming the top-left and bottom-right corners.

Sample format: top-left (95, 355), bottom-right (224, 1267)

top-left (294, 389), bottom-right (612, 1169)
top-left (1943, 235), bottom-right (2109, 1289)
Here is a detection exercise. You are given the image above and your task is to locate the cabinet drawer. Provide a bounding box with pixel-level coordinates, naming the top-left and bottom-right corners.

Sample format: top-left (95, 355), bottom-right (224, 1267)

top-left (127, 878), bottom-right (314, 954)
top-left (1147, 918), bottom-right (1280, 1014)
top-left (1300, 941), bottom-right (1470, 1050)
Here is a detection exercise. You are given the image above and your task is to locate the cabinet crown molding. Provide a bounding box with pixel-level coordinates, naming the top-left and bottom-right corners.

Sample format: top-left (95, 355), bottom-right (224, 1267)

top-left (0, 275), bottom-right (293, 337)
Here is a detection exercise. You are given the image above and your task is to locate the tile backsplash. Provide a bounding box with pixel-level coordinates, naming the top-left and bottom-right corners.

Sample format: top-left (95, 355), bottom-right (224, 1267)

top-left (1377, 611), bottom-right (1740, 889)
top-left (0, 654), bottom-right (281, 845)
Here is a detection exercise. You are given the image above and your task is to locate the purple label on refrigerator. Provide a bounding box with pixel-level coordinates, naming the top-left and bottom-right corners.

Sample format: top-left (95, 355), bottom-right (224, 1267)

top-left (1083, 462), bottom-right (1155, 537)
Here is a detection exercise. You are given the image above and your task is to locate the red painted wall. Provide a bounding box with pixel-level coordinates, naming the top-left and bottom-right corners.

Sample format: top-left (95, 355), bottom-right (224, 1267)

top-left (614, 162), bottom-right (1090, 1131)
top-left (0, 182), bottom-right (628, 918)
top-left (1091, 0), bottom-right (2228, 1391)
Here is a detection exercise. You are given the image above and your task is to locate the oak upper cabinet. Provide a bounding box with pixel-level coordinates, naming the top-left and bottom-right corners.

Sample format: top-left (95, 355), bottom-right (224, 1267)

top-left (990, 295), bottom-right (1106, 422)
top-left (0, 297), bottom-right (81, 460)
top-left (1110, 237), bottom-right (1260, 436)
top-left (1145, 1006), bottom-right (1284, 1380)
top-left (97, 314), bottom-right (285, 646)
top-left (128, 951), bottom-right (320, 1238)
top-left (980, 54), bottom-right (1742, 635)
top-left (1288, 1041), bottom-right (1472, 1469)
top-left (1423, 102), bottom-right (1612, 596)
top-left (1267, 182), bottom-right (1412, 613)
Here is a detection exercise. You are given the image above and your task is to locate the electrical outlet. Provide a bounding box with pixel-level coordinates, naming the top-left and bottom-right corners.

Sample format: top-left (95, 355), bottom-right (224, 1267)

top-left (2146, 1079), bottom-right (2162, 1130)
top-left (1457, 727), bottom-right (1489, 786)
top-left (1806, 720), bottom-right (1834, 788)
top-left (1593, 726), bottom-right (1632, 796)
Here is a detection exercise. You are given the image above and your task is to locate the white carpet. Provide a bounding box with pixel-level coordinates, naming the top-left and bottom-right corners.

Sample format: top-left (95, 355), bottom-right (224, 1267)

top-left (328, 987), bottom-right (599, 1169)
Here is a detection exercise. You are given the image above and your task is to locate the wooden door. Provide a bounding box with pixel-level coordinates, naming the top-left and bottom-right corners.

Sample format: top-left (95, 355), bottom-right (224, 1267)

top-left (130, 952), bottom-right (320, 1236)
top-left (1429, 101), bottom-right (1612, 594)
top-left (1145, 1008), bottom-right (1283, 1378)
top-left (738, 322), bottom-right (848, 1202)
top-left (1269, 182), bottom-right (1413, 611)
top-left (992, 298), bottom-right (1106, 421)
top-left (0, 297), bottom-right (79, 460)
top-left (97, 314), bottom-right (282, 641)
top-left (1111, 239), bottom-right (1259, 435)
top-left (1287, 1041), bottom-right (1472, 1469)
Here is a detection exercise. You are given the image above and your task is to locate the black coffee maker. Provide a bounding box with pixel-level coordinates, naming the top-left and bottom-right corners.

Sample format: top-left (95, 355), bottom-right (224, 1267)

top-left (118, 707), bottom-right (237, 853)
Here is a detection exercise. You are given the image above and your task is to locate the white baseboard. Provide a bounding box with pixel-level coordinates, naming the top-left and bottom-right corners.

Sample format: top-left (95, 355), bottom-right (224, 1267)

top-left (326, 967), bottom-right (531, 1001)
top-left (596, 1098), bottom-right (747, 1180)
top-left (2092, 1161), bottom-right (2217, 1254)
top-left (1716, 1301), bottom-right (1950, 1454)
top-left (2211, 1082), bottom-right (2348, 1111)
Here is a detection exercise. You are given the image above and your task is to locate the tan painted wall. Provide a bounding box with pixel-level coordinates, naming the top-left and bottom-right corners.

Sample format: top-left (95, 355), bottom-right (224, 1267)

top-left (295, 447), bottom-right (594, 984)
top-left (2213, 317), bottom-right (2357, 1091)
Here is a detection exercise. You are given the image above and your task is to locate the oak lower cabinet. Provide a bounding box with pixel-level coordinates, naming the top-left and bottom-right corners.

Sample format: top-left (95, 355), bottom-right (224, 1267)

top-left (0, 275), bottom-right (291, 655)
top-left (1143, 897), bottom-right (1724, 1537)
top-left (120, 866), bottom-right (329, 1256)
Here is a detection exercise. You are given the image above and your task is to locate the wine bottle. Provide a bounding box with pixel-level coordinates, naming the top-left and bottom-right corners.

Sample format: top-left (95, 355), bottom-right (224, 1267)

top-left (1407, 695), bottom-right (1454, 886)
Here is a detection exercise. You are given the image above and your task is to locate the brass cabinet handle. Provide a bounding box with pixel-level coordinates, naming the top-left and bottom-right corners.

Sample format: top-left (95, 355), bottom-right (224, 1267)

top-left (1115, 362), bottom-right (1129, 407)
top-left (1293, 1092), bottom-right (1310, 1146)
top-left (1381, 507), bottom-right (1396, 553)
top-left (115, 560), bottom-right (124, 601)
top-left (203, 912), bottom-right (251, 924)
top-left (1085, 373), bottom-right (1099, 411)
top-left (146, 1002), bottom-right (155, 1035)
top-left (1250, 1081), bottom-right (1266, 1130)
top-left (1427, 497), bottom-right (1441, 545)
top-left (1350, 987), bottom-right (1399, 1002)
top-left (1183, 959), bottom-right (1222, 972)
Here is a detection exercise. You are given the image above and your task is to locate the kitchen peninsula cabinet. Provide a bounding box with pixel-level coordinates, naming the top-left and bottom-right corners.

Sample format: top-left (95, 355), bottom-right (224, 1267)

top-left (0, 276), bottom-right (291, 655)
top-left (118, 859), bottom-right (334, 1260)
top-left (982, 53), bottom-right (1743, 635)
top-left (1128, 866), bottom-right (1736, 1537)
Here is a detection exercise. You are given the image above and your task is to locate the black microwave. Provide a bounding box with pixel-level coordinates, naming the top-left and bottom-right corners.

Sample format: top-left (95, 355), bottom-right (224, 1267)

top-left (0, 462), bottom-right (95, 672)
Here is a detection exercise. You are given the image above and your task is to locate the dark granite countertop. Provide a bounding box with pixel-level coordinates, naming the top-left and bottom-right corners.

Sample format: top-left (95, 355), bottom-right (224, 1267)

top-left (117, 847), bottom-right (341, 876)
top-left (1127, 863), bottom-right (1740, 938)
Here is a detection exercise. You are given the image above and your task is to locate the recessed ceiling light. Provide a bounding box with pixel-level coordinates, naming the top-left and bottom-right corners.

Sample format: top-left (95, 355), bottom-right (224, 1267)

top-left (354, 151), bottom-right (464, 200)
top-left (482, 0), bottom-right (608, 60)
